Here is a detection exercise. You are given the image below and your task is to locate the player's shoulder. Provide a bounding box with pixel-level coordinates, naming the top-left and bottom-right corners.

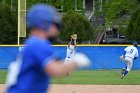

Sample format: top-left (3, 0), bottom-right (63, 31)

top-left (126, 46), bottom-right (135, 49)
top-left (131, 46), bottom-right (137, 49)
top-left (134, 47), bottom-right (139, 52)
top-left (131, 46), bottom-right (138, 52)
top-left (127, 46), bottom-right (132, 48)
top-left (25, 36), bottom-right (52, 50)
top-left (125, 46), bottom-right (130, 50)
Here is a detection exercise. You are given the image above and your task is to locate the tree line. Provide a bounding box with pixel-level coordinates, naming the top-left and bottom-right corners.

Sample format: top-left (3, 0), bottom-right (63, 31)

top-left (0, 0), bottom-right (93, 44)
top-left (0, 0), bottom-right (140, 44)
top-left (102, 0), bottom-right (140, 42)
top-left (0, 0), bottom-right (17, 44)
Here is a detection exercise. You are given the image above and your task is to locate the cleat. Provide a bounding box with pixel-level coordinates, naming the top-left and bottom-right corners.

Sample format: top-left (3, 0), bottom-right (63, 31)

top-left (121, 75), bottom-right (124, 79)
top-left (65, 73), bottom-right (69, 78)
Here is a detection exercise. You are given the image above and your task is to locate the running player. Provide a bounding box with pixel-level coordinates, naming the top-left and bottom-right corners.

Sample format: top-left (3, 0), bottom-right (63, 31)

top-left (120, 42), bottom-right (139, 79)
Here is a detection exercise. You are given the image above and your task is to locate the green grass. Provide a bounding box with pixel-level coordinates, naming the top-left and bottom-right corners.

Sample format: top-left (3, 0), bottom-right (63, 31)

top-left (0, 70), bottom-right (7, 84)
top-left (1, 70), bottom-right (140, 85)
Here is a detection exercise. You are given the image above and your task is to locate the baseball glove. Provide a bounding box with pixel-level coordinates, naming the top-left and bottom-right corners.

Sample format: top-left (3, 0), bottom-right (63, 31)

top-left (120, 55), bottom-right (125, 61)
top-left (71, 34), bottom-right (77, 39)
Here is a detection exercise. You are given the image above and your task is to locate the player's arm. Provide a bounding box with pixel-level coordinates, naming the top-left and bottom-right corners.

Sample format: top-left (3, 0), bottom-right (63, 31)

top-left (68, 38), bottom-right (72, 47)
top-left (134, 57), bottom-right (137, 59)
top-left (134, 50), bottom-right (139, 59)
top-left (122, 51), bottom-right (126, 57)
top-left (122, 47), bottom-right (128, 57)
top-left (120, 49), bottom-right (126, 61)
top-left (74, 39), bottom-right (77, 48)
top-left (45, 60), bottom-right (77, 77)
top-left (45, 53), bottom-right (90, 78)
top-left (72, 34), bottom-right (77, 49)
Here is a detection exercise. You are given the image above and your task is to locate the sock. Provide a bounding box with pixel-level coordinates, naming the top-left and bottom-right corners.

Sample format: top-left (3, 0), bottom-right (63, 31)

top-left (123, 70), bottom-right (128, 77)
top-left (125, 66), bottom-right (127, 69)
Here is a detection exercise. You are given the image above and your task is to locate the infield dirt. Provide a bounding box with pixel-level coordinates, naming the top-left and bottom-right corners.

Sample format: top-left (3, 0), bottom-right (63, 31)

top-left (1, 84), bottom-right (140, 93)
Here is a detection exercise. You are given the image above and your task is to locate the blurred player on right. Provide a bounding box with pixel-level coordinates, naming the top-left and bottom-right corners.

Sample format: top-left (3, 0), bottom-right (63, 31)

top-left (120, 42), bottom-right (139, 79)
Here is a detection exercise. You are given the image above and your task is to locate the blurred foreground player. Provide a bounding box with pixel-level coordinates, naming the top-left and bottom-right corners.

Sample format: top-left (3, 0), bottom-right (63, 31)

top-left (6, 4), bottom-right (90, 93)
top-left (120, 42), bottom-right (139, 79)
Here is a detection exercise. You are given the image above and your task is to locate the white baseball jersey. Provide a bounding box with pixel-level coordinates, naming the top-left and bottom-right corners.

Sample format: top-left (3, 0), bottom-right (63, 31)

top-left (124, 46), bottom-right (138, 59)
top-left (66, 45), bottom-right (76, 58)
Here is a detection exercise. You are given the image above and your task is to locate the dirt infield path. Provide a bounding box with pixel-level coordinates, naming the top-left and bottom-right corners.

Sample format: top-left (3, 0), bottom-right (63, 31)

top-left (1, 84), bottom-right (140, 93)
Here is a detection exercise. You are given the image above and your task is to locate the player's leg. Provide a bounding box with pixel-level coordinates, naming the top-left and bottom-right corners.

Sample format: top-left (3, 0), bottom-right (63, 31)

top-left (121, 59), bottom-right (132, 78)
top-left (64, 57), bottom-right (71, 77)
top-left (121, 66), bottom-right (127, 74)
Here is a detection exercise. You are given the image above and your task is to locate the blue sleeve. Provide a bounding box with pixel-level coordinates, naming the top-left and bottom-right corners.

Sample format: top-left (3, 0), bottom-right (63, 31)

top-left (31, 42), bottom-right (55, 69)
top-left (134, 57), bottom-right (137, 60)
top-left (123, 51), bottom-right (126, 55)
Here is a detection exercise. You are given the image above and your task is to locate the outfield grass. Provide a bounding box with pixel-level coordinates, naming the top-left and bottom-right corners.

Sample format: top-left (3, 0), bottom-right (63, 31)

top-left (0, 70), bottom-right (6, 84)
top-left (1, 70), bottom-right (140, 85)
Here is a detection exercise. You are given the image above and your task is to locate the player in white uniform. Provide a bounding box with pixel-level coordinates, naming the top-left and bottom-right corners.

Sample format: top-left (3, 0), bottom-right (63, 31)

top-left (120, 42), bottom-right (139, 79)
top-left (65, 37), bottom-right (77, 64)
top-left (64, 35), bottom-right (77, 77)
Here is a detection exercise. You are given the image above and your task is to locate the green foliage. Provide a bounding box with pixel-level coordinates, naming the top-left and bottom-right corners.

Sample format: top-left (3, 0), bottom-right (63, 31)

top-left (60, 10), bottom-right (94, 43)
top-left (27, 0), bottom-right (84, 12)
top-left (104, 0), bottom-right (139, 25)
top-left (0, 2), bottom-right (17, 44)
top-left (76, 0), bottom-right (83, 10)
top-left (46, 0), bottom-right (62, 9)
top-left (27, 0), bottom-right (47, 9)
top-left (126, 9), bottom-right (140, 42)
top-left (94, 0), bottom-right (102, 15)
top-left (62, 0), bottom-right (75, 11)
top-left (47, 0), bottom-right (83, 12)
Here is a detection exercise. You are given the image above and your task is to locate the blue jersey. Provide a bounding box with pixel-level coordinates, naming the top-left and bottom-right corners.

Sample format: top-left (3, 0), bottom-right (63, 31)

top-left (7, 36), bottom-right (55, 93)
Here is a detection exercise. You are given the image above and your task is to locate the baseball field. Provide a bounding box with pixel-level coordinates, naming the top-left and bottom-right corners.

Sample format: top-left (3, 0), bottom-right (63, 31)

top-left (1, 70), bottom-right (140, 93)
